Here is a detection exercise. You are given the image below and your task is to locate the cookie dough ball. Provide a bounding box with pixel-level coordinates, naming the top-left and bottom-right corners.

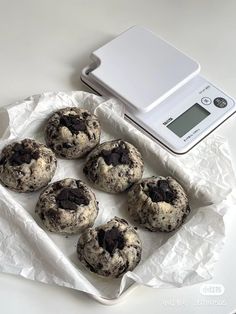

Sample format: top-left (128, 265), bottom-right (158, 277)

top-left (45, 107), bottom-right (101, 159)
top-left (77, 217), bottom-right (142, 278)
top-left (0, 139), bottom-right (57, 192)
top-left (83, 140), bottom-right (144, 193)
top-left (36, 178), bottom-right (98, 234)
top-left (128, 176), bottom-right (190, 232)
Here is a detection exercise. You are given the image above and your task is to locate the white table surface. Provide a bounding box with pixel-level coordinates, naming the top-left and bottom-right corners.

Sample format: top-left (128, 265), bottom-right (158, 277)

top-left (0, 0), bottom-right (236, 313)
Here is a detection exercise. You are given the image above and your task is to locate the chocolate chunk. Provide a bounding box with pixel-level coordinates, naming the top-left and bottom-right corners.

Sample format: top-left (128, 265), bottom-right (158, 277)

top-left (147, 180), bottom-right (175, 203)
top-left (9, 143), bottom-right (40, 166)
top-left (60, 114), bottom-right (87, 134)
top-left (62, 142), bottom-right (74, 148)
top-left (82, 112), bottom-right (90, 119)
top-left (53, 182), bottom-right (62, 190)
top-left (76, 180), bottom-right (82, 188)
top-left (97, 226), bottom-right (125, 255)
top-left (32, 151), bottom-right (40, 159)
top-left (56, 187), bottom-right (89, 210)
top-left (13, 143), bottom-right (22, 151)
top-left (101, 143), bottom-right (131, 167)
top-left (104, 151), bottom-right (120, 165)
top-left (47, 209), bottom-right (60, 222)
top-left (58, 200), bottom-right (77, 210)
top-left (0, 156), bottom-right (6, 165)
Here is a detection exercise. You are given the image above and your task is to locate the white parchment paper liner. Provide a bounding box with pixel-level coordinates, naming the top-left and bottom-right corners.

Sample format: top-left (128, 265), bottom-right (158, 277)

top-left (0, 91), bottom-right (235, 300)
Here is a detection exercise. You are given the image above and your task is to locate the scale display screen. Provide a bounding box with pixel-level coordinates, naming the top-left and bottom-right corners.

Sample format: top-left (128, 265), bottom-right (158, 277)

top-left (167, 103), bottom-right (210, 137)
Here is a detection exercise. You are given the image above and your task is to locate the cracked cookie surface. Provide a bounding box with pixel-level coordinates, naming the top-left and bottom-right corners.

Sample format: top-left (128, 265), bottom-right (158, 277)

top-left (77, 217), bottom-right (142, 278)
top-left (45, 107), bottom-right (101, 159)
top-left (0, 138), bottom-right (57, 192)
top-left (36, 178), bottom-right (98, 234)
top-left (83, 139), bottom-right (144, 193)
top-left (128, 176), bottom-right (190, 232)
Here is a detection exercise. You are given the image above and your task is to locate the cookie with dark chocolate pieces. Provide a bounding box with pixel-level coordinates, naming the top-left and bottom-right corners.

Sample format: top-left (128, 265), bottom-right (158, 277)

top-left (128, 176), bottom-right (190, 232)
top-left (35, 178), bottom-right (98, 234)
top-left (0, 138), bottom-right (57, 192)
top-left (83, 139), bottom-right (144, 193)
top-left (77, 217), bottom-right (142, 278)
top-left (45, 107), bottom-right (101, 159)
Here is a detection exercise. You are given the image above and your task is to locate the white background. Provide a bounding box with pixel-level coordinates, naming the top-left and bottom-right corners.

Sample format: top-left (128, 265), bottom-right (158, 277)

top-left (0, 0), bottom-right (236, 313)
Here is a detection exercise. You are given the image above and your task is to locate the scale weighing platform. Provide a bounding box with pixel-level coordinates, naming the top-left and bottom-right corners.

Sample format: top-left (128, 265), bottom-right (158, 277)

top-left (81, 26), bottom-right (236, 154)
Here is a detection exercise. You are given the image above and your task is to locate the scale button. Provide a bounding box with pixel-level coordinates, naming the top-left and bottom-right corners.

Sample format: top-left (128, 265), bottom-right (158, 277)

top-left (213, 97), bottom-right (227, 108)
top-left (201, 97), bottom-right (212, 105)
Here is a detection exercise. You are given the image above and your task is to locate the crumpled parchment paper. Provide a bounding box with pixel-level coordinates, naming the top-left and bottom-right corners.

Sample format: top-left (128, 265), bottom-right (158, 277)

top-left (0, 91), bottom-right (235, 300)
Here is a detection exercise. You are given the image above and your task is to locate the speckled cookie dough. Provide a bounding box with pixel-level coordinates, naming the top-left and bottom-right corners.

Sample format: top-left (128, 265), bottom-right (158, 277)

top-left (36, 178), bottom-right (98, 234)
top-left (83, 139), bottom-right (144, 193)
top-left (0, 138), bottom-right (57, 192)
top-left (127, 176), bottom-right (190, 232)
top-left (45, 107), bottom-right (101, 159)
top-left (77, 216), bottom-right (142, 278)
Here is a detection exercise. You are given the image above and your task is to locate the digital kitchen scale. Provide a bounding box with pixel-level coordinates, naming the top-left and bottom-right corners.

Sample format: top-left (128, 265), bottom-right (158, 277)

top-left (81, 26), bottom-right (236, 154)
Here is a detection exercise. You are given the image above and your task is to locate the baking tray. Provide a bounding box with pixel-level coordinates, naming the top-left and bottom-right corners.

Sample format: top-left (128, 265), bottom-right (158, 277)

top-left (0, 91), bottom-right (234, 304)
